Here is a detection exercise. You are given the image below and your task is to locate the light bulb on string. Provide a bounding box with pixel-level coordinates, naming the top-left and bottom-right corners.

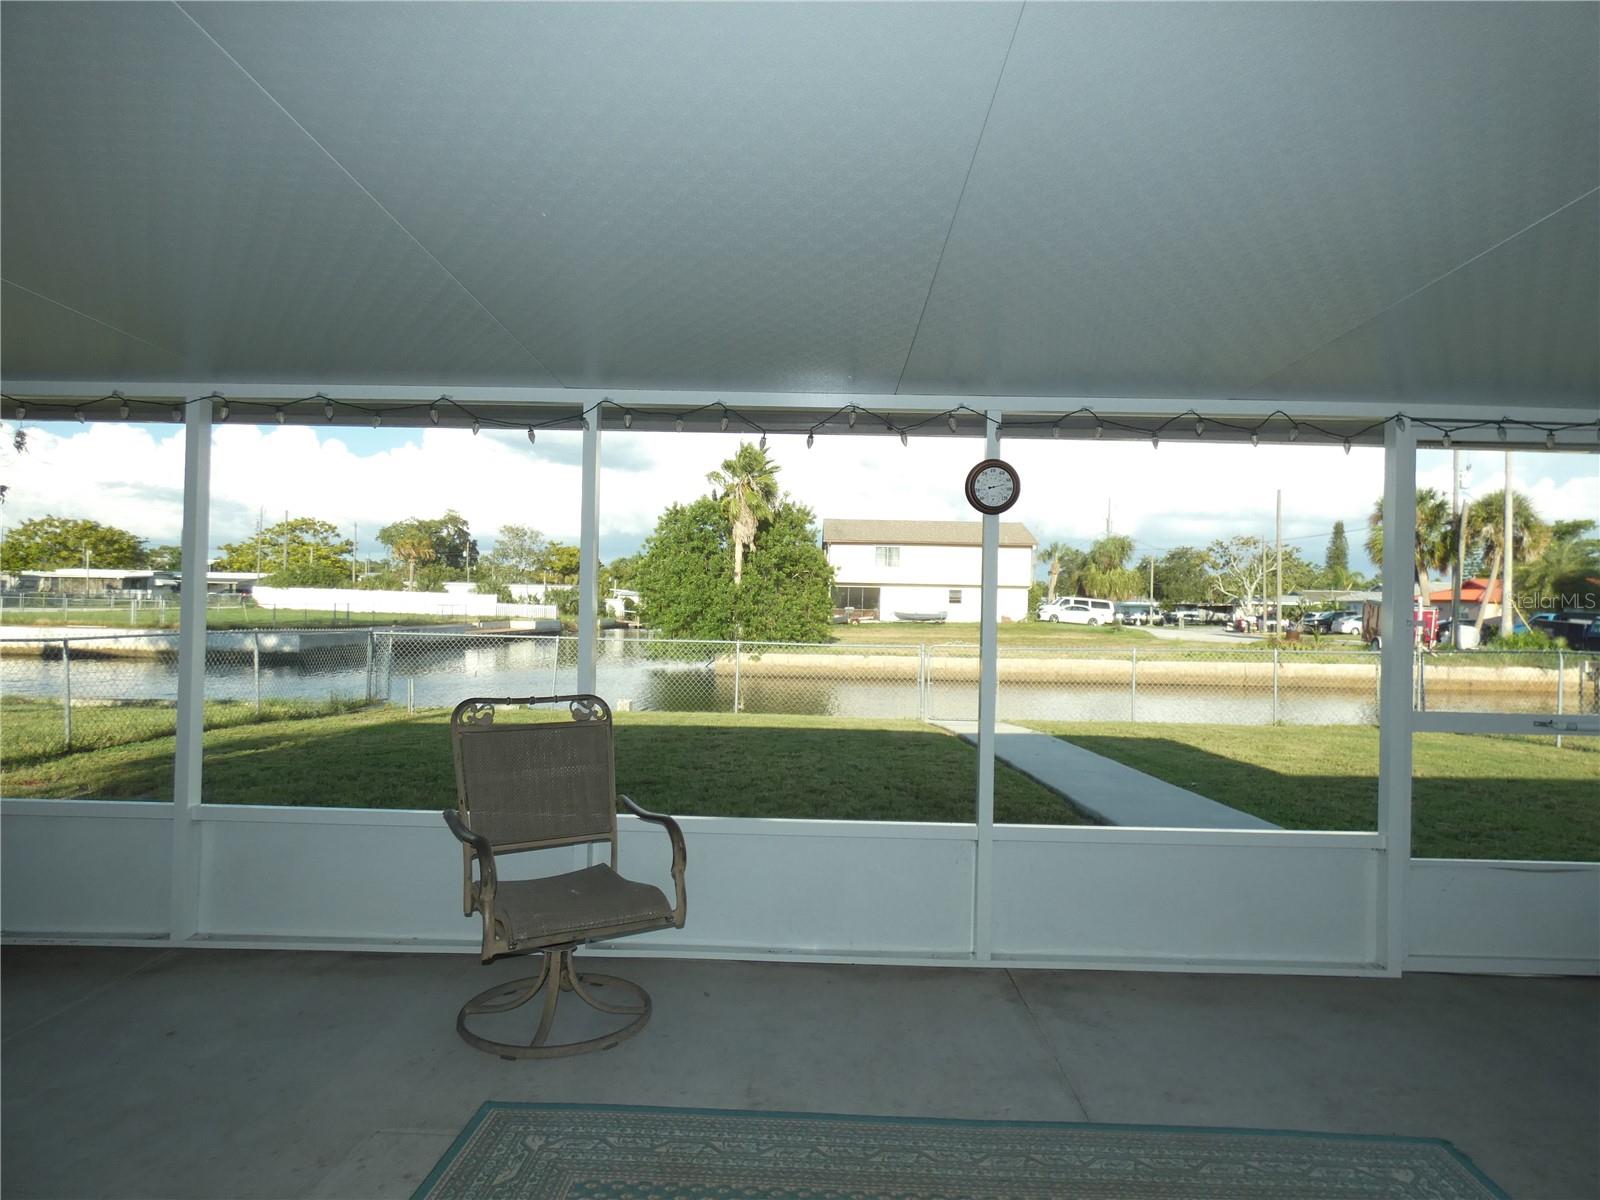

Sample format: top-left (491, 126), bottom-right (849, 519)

top-left (806, 431), bottom-right (814, 449)
top-left (759, 432), bottom-right (767, 451)
top-left (118, 401), bottom-right (130, 420)
top-left (675, 417), bottom-right (684, 433)
top-left (1051, 423), bottom-right (1060, 439)
top-left (323, 399), bottom-right (335, 421)
top-left (1343, 438), bottom-right (1352, 455)
top-left (371, 414), bottom-right (382, 429)
top-left (623, 412), bottom-right (633, 429)
top-left (170, 405), bottom-right (183, 423)
top-left (848, 409), bottom-right (857, 429)
top-left (720, 413), bottom-right (729, 432)
top-left (947, 415), bottom-right (958, 433)
top-left (1441, 430), bottom-right (1452, 449)
top-left (1287, 424), bottom-right (1299, 443)
top-left (1151, 431), bottom-right (1160, 449)
top-left (1194, 417), bottom-right (1205, 437)
top-left (1250, 431), bottom-right (1260, 447)
top-left (429, 404), bottom-right (441, 426)
top-left (274, 408), bottom-right (286, 425)
top-left (471, 419), bottom-right (480, 436)
top-left (1497, 424), bottom-right (1507, 443)
top-left (15, 404), bottom-right (25, 421)
top-left (899, 430), bottom-right (908, 447)
top-left (1545, 430), bottom-right (1556, 450)
top-left (1094, 422), bottom-right (1104, 440)
top-left (75, 407), bottom-right (86, 423)
top-left (216, 402), bottom-right (228, 423)
top-left (527, 428), bottom-right (537, 445)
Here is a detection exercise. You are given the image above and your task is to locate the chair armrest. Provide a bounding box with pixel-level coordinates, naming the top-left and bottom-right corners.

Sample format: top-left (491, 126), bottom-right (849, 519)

top-left (443, 809), bottom-right (498, 918)
top-left (619, 794), bottom-right (687, 928)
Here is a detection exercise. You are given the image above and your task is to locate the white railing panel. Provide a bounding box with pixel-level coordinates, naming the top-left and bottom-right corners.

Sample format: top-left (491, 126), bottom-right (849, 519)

top-left (0, 800), bottom-right (172, 937)
top-left (1406, 859), bottom-right (1600, 975)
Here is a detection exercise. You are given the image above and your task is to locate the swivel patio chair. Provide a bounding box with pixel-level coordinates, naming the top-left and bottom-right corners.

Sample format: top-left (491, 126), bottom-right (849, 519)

top-left (444, 694), bottom-right (686, 1059)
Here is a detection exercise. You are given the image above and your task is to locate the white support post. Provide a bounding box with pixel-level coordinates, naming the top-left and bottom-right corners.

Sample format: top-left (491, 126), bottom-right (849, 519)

top-left (1376, 419), bottom-right (1417, 974)
top-left (974, 411), bottom-right (1001, 961)
top-left (577, 411), bottom-right (602, 696)
top-left (171, 396), bottom-right (211, 942)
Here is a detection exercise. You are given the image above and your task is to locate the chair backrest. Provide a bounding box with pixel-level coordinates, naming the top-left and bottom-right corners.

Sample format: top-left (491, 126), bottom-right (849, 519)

top-left (450, 695), bottom-right (618, 857)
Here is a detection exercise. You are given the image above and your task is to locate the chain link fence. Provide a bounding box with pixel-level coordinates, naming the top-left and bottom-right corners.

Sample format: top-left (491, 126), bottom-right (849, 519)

top-left (4, 631), bottom-right (1596, 769)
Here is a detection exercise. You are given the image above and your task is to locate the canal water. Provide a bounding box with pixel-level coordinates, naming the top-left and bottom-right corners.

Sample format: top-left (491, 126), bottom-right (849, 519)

top-left (0, 630), bottom-right (1394, 726)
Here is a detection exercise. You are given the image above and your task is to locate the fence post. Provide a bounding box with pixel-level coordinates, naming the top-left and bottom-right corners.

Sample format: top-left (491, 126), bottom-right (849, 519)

top-left (61, 639), bottom-right (73, 749)
top-left (365, 630), bottom-right (375, 702)
top-left (551, 636), bottom-right (560, 696)
top-left (1271, 646), bottom-right (1279, 724)
top-left (732, 640), bottom-right (742, 714)
top-left (1556, 649), bottom-right (1565, 750)
top-left (408, 677), bottom-right (416, 715)
top-left (919, 644), bottom-right (929, 722)
top-left (252, 631), bottom-right (262, 715)
top-left (1129, 646), bottom-right (1138, 721)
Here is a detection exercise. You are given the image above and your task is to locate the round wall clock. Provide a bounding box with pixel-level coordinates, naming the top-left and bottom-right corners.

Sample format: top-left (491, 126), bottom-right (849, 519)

top-left (965, 458), bottom-right (1020, 515)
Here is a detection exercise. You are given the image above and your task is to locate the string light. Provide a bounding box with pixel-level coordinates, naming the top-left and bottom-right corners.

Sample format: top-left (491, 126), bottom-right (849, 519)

top-left (216, 401), bottom-right (229, 422)
top-left (1545, 430), bottom-right (1556, 449)
top-left (118, 401), bottom-right (130, 420)
top-left (1051, 422), bottom-right (1060, 439)
top-left (1287, 424), bottom-right (1299, 443)
top-left (323, 398), bottom-right (334, 421)
top-left (527, 428), bottom-right (537, 445)
top-left (1151, 431), bottom-right (1160, 449)
top-left (719, 412), bottom-right (729, 432)
top-left (274, 408), bottom-right (286, 425)
top-left (675, 417), bottom-right (684, 433)
top-left (623, 411), bottom-right (633, 429)
top-left (1343, 438), bottom-right (1352, 455)
top-left (758, 432), bottom-right (767, 451)
top-left (1395, 414), bottom-right (1407, 431)
top-left (899, 430), bottom-right (908, 447)
top-left (170, 405), bottom-right (183, 423)
top-left (847, 409), bottom-right (857, 428)
top-left (1194, 417), bottom-right (1205, 437)
top-left (948, 415), bottom-right (958, 433)
top-left (75, 408), bottom-right (86, 423)
top-left (806, 431), bottom-right (814, 449)
top-left (1094, 422), bottom-right (1104, 440)
top-left (1441, 430), bottom-right (1452, 448)
top-left (371, 414), bottom-right (382, 428)
top-left (471, 418), bottom-right (480, 436)
top-left (1497, 423), bottom-right (1507, 442)
top-left (15, 403), bottom-right (25, 421)
top-left (429, 402), bottom-right (441, 426)
top-left (1250, 431), bottom-right (1260, 447)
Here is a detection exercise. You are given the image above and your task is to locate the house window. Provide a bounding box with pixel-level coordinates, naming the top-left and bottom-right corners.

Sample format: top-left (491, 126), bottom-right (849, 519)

top-left (948, 589), bottom-right (962, 604)
top-left (874, 546), bottom-right (900, 568)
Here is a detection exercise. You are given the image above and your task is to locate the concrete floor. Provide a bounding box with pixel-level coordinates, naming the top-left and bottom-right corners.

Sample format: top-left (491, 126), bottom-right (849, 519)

top-left (2, 947), bottom-right (1595, 1199)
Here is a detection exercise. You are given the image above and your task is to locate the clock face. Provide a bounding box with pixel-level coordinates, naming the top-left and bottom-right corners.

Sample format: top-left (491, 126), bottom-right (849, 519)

top-left (965, 458), bottom-right (1020, 514)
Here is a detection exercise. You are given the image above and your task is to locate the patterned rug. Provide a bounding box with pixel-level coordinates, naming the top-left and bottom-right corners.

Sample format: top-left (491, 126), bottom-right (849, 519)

top-left (415, 1103), bottom-right (1508, 1199)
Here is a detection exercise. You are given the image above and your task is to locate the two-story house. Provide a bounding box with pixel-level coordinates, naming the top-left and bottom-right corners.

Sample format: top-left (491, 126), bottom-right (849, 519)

top-left (821, 519), bottom-right (1037, 623)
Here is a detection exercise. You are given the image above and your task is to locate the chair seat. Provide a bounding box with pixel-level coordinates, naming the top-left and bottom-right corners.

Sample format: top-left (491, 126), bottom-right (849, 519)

top-left (496, 865), bottom-right (673, 951)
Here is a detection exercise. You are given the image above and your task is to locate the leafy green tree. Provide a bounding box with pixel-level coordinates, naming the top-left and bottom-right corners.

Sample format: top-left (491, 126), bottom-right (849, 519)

top-left (635, 497), bottom-right (735, 639)
top-left (147, 544), bottom-right (183, 571)
top-left (730, 500), bottom-right (834, 641)
top-left (1206, 535), bottom-right (1267, 609)
top-left (542, 543), bottom-right (581, 583)
top-left (484, 524), bottom-right (550, 578)
top-left (706, 442), bottom-right (780, 586)
top-left (377, 510), bottom-right (478, 577)
top-left (635, 494), bottom-right (832, 641)
top-left (1520, 520), bottom-right (1598, 613)
top-left (1156, 546), bottom-right (1212, 602)
top-left (0, 516), bottom-right (147, 571)
top-left (260, 562), bottom-right (350, 588)
top-left (215, 517), bottom-right (352, 575)
top-left (1324, 521), bottom-right (1352, 588)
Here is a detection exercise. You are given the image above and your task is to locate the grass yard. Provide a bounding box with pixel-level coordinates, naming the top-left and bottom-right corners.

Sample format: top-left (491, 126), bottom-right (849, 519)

top-left (0, 708), bottom-right (1084, 825)
top-left (829, 620), bottom-right (1157, 648)
top-left (1025, 721), bottom-right (1599, 861)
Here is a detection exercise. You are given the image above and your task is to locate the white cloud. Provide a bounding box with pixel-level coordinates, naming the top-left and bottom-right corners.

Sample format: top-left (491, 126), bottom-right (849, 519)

top-left (3, 421), bottom-right (1593, 574)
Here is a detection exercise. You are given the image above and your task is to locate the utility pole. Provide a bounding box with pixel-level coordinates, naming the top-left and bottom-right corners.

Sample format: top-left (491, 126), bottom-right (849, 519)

top-left (255, 508), bottom-right (263, 574)
top-left (282, 509), bottom-right (289, 570)
top-left (1105, 499), bottom-right (1112, 538)
top-left (1275, 491), bottom-right (1283, 633)
top-left (352, 522), bottom-right (358, 585)
top-left (1501, 452), bottom-right (1514, 638)
top-left (1148, 555), bottom-right (1155, 602)
top-left (1451, 451), bottom-right (1464, 648)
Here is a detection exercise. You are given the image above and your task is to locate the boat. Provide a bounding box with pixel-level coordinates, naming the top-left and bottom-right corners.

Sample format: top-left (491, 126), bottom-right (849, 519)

top-left (892, 611), bottom-right (947, 623)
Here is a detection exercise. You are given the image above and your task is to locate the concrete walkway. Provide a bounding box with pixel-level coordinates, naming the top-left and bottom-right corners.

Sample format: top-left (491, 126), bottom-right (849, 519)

top-left (937, 720), bottom-right (1279, 829)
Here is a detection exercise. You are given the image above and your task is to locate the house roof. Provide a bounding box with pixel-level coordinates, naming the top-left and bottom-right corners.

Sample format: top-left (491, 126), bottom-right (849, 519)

top-left (823, 519), bottom-right (1037, 548)
top-left (1427, 578), bottom-right (1503, 604)
top-left (20, 568), bottom-right (156, 579)
top-left (1, 4), bottom-right (1594, 416)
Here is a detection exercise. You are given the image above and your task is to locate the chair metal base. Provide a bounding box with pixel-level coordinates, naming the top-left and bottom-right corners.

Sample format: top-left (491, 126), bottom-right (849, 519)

top-left (456, 946), bottom-right (652, 1060)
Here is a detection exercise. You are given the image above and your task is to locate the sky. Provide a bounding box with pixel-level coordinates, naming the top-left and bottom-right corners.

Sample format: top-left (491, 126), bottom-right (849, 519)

top-left (1, 420), bottom-right (1595, 577)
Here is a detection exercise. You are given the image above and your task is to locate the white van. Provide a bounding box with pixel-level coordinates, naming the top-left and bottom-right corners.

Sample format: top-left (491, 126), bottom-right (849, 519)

top-left (1040, 597), bottom-right (1116, 625)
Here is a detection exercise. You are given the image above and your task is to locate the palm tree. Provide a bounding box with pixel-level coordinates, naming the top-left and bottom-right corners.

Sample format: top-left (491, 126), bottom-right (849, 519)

top-left (1036, 542), bottom-right (1076, 602)
top-left (1083, 534), bottom-right (1141, 600)
top-left (1464, 490), bottom-right (1549, 634)
top-left (706, 442), bottom-right (780, 586)
top-left (1518, 520), bottom-right (1598, 612)
top-left (1365, 488), bottom-right (1454, 601)
top-left (393, 533), bottom-right (435, 587)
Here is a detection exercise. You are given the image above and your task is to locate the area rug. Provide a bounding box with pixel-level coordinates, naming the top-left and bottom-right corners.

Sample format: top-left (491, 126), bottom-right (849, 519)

top-left (414, 1103), bottom-right (1508, 1199)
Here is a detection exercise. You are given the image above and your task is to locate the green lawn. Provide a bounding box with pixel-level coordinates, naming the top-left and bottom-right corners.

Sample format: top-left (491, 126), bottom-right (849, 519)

top-left (0, 708), bottom-right (1084, 825)
top-left (1025, 722), bottom-right (1599, 861)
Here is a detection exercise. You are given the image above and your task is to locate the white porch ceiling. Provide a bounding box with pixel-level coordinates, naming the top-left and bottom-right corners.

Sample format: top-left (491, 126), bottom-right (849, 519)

top-left (2, 2), bottom-right (1596, 412)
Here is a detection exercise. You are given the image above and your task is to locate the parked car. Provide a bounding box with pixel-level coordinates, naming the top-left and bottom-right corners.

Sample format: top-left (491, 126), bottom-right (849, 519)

top-left (1039, 597), bottom-right (1116, 625)
top-left (1327, 614), bottom-right (1362, 636)
top-left (1115, 601), bottom-right (1161, 626)
top-left (1164, 607), bottom-right (1206, 625)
